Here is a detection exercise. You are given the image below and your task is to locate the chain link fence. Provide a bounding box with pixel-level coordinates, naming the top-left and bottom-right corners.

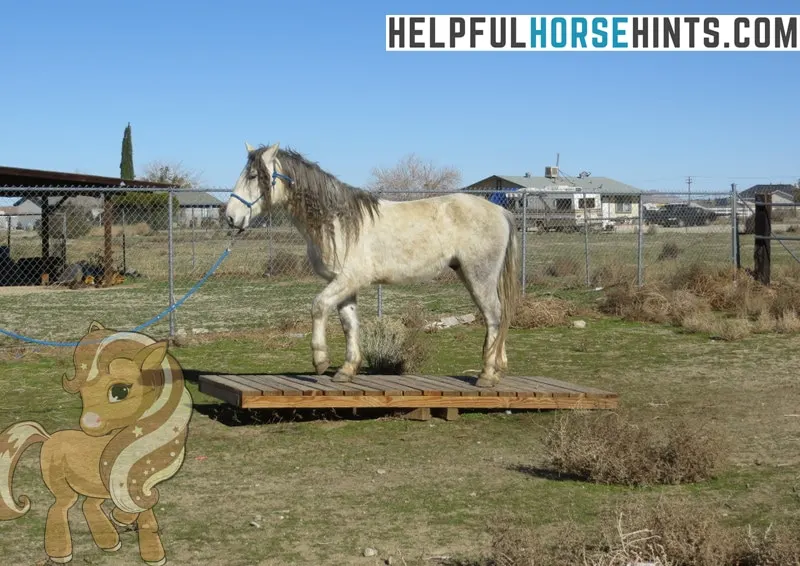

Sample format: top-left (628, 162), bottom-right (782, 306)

top-left (0, 185), bottom-right (798, 350)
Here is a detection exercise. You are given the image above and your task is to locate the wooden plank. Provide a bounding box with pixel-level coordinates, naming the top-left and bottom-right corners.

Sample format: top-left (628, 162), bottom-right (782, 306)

top-left (220, 374), bottom-right (284, 395)
top-left (239, 394), bottom-right (619, 410)
top-left (516, 375), bottom-right (617, 397)
top-left (198, 376), bottom-right (242, 407)
top-left (352, 375), bottom-right (419, 396)
top-left (263, 374), bottom-right (327, 396)
top-left (386, 374), bottom-right (447, 396)
top-left (502, 375), bottom-right (581, 396)
top-left (369, 374), bottom-right (428, 395)
top-left (405, 375), bottom-right (473, 395)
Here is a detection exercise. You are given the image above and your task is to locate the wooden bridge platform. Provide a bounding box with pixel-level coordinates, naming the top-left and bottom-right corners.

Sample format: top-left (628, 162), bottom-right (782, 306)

top-left (197, 373), bottom-right (618, 418)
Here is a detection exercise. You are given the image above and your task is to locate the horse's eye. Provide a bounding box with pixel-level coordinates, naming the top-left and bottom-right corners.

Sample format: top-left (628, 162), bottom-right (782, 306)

top-left (108, 384), bottom-right (131, 403)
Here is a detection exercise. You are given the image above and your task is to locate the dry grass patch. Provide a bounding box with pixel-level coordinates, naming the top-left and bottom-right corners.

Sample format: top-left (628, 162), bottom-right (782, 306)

top-left (470, 499), bottom-right (800, 566)
top-left (544, 257), bottom-right (583, 279)
top-left (511, 296), bottom-right (578, 329)
top-left (267, 249), bottom-right (313, 277)
top-left (541, 411), bottom-right (725, 487)
top-left (657, 241), bottom-right (682, 261)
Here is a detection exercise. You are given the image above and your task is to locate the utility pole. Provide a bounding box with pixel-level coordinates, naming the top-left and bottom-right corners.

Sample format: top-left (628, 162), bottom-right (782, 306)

top-left (686, 176), bottom-right (693, 205)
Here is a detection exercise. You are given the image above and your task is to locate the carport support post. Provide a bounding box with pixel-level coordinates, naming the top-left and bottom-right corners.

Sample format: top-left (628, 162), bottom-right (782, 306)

top-left (168, 189), bottom-right (176, 338)
top-left (754, 193), bottom-right (771, 286)
top-left (637, 194), bottom-right (644, 287)
top-left (40, 199), bottom-right (50, 260)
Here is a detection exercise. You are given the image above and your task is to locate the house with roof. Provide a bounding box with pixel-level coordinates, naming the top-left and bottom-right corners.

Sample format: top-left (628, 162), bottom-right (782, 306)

top-left (0, 206), bottom-right (20, 230)
top-left (174, 191), bottom-right (223, 227)
top-left (462, 169), bottom-right (643, 224)
top-left (738, 184), bottom-right (797, 206)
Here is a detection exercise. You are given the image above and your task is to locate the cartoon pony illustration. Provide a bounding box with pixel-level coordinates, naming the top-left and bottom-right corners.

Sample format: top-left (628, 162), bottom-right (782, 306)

top-left (0, 322), bottom-right (192, 565)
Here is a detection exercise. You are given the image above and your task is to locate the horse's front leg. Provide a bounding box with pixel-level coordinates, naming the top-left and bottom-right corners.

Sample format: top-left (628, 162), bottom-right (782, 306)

top-left (83, 497), bottom-right (121, 552)
top-left (332, 295), bottom-right (361, 383)
top-left (311, 278), bottom-right (356, 375)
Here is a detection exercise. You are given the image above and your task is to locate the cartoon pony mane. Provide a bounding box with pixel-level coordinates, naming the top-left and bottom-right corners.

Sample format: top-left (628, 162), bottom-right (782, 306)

top-left (65, 326), bottom-right (192, 514)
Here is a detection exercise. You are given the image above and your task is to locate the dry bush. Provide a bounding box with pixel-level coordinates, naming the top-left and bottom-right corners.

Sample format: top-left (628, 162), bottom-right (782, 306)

top-left (399, 301), bottom-right (428, 330)
top-left (544, 258), bottom-right (582, 279)
top-left (511, 296), bottom-right (576, 329)
top-left (542, 411), bottom-right (724, 487)
top-left (473, 500), bottom-right (800, 566)
top-left (715, 317), bottom-right (752, 341)
top-left (657, 241), bottom-right (682, 261)
top-left (267, 250), bottom-right (312, 277)
top-left (601, 284), bottom-right (675, 324)
top-left (360, 316), bottom-right (428, 374)
top-left (591, 264), bottom-right (636, 289)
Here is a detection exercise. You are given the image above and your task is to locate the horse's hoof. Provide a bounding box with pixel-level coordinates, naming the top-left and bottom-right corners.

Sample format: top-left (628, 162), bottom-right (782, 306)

top-left (331, 370), bottom-right (353, 383)
top-left (144, 558), bottom-right (166, 566)
top-left (48, 554), bottom-right (73, 564)
top-left (476, 376), bottom-right (498, 388)
top-left (314, 360), bottom-right (331, 375)
top-left (102, 541), bottom-right (122, 553)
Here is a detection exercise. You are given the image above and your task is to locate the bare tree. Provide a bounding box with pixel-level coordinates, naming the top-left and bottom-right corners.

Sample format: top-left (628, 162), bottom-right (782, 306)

top-left (139, 160), bottom-right (203, 188)
top-left (367, 154), bottom-right (462, 199)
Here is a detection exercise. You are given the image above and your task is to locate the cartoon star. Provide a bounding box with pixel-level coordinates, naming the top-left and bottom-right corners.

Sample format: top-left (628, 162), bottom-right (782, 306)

top-left (132, 426), bottom-right (143, 438)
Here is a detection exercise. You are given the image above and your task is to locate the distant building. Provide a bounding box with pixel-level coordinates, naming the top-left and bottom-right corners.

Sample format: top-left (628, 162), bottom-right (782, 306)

top-left (463, 172), bottom-right (643, 223)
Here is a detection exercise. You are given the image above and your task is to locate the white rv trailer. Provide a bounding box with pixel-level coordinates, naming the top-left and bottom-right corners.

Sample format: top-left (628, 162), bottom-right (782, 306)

top-left (499, 186), bottom-right (614, 232)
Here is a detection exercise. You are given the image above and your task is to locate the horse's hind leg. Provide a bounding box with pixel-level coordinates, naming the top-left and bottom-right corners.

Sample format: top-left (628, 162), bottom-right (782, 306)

top-left (333, 294), bottom-right (362, 382)
top-left (311, 277), bottom-right (359, 376)
top-left (83, 497), bottom-right (121, 552)
top-left (136, 509), bottom-right (166, 566)
top-left (110, 507), bottom-right (138, 532)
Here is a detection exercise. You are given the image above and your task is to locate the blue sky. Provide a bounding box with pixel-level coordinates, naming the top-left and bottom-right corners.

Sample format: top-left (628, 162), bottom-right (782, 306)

top-left (0, 0), bottom-right (797, 194)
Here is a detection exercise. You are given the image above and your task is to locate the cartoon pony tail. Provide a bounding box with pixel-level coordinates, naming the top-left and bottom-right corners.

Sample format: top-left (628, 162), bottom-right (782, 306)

top-left (0, 421), bottom-right (50, 520)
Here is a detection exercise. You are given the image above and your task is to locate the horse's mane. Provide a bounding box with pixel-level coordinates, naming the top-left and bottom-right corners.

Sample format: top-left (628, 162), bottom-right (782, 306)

top-left (248, 145), bottom-right (381, 251)
top-left (67, 329), bottom-right (192, 514)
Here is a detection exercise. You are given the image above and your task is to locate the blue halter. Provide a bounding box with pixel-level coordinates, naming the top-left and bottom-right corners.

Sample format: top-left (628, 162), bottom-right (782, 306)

top-left (229, 170), bottom-right (294, 209)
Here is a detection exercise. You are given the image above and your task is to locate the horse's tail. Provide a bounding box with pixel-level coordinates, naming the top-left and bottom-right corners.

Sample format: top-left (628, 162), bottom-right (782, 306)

top-left (0, 421), bottom-right (50, 520)
top-left (494, 211), bottom-right (521, 369)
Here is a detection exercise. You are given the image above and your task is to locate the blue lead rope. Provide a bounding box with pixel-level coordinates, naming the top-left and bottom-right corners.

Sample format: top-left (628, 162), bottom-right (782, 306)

top-left (0, 247), bottom-right (232, 348)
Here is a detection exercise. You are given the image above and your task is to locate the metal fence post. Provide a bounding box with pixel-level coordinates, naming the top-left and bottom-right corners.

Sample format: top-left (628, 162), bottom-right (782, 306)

top-left (122, 209), bottom-right (127, 274)
top-left (583, 191), bottom-right (590, 287)
top-left (637, 194), bottom-right (644, 287)
top-left (267, 210), bottom-right (273, 276)
top-left (191, 208), bottom-right (196, 271)
top-left (168, 189), bottom-right (175, 338)
top-left (521, 190), bottom-right (527, 294)
top-left (731, 183), bottom-right (739, 276)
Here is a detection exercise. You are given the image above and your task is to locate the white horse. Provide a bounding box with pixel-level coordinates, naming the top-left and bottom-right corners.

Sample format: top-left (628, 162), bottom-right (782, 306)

top-left (225, 142), bottom-right (519, 387)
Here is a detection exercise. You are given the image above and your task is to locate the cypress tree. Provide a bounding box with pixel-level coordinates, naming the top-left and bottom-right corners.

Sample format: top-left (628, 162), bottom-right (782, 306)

top-left (120, 122), bottom-right (134, 180)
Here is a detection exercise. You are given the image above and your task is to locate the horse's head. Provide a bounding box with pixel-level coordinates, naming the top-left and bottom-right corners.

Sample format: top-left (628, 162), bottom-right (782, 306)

top-left (65, 322), bottom-right (168, 437)
top-left (64, 322), bottom-right (193, 514)
top-left (226, 141), bottom-right (289, 230)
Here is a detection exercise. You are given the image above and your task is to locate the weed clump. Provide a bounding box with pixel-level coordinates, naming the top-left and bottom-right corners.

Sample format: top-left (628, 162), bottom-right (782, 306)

top-left (541, 411), bottom-right (724, 487)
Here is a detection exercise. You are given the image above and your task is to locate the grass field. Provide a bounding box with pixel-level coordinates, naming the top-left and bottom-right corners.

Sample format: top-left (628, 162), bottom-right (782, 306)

top-left (2, 219), bottom-right (800, 564)
top-left (1, 274), bottom-right (800, 564)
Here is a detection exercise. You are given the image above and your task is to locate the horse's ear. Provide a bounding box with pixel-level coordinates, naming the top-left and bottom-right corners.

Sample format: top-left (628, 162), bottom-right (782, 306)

top-left (134, 340), bottom-right (169, 371)
top-left (88, 321), bottom-right (105, 333)
top-left (261, 142), bottom-right (280, 163)
top-left (245, 142), bottom-right (254, 153)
